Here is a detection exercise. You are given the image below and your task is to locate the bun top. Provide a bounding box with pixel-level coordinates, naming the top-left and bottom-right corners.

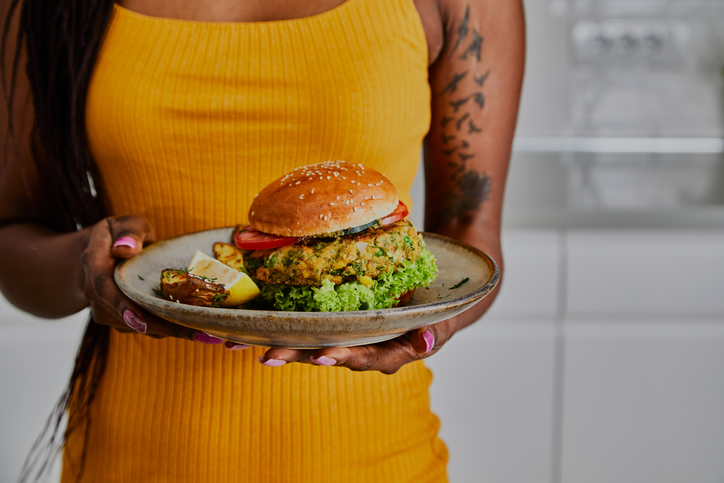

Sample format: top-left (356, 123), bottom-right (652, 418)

top-left (249, 161), bottom-right (399, 237)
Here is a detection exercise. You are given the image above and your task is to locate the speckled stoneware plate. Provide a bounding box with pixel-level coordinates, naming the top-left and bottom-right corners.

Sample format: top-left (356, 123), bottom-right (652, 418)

top-left (115, 227), bottom-right (499, 348)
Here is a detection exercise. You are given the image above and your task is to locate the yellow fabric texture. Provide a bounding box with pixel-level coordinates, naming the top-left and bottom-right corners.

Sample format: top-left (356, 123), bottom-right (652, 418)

top-left (62, 0), bottom-right (447, 481)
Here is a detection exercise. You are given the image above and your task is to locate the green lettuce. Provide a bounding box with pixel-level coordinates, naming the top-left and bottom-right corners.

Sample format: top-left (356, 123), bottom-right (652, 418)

top-left (259, 247), bottom-right (437, 312)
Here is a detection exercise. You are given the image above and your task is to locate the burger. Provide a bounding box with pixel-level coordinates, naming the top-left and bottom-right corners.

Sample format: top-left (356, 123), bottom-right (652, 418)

top-left (233, 161), bottom-right (437, 311)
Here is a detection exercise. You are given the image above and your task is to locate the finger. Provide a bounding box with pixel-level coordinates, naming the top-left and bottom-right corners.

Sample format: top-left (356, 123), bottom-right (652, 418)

top-left (143, 314), bottom-right (222, 344)
top-left (90, 302), bottom-right (222, 344)
top-left (259, 348), bottom-right (315, 367)
top-left (81, 219), bottom-right (150, 332)
top-left (82, 236), bottom-right (142, 328)
top-left (312, 320), bottom-right (456, 374)
top-left (409, 319), bottom-right (456, 357)
top-left (315, 338), bottom-right (419, 374)
top-left (224, 341), bottom-right (252, 351)
top-left (108, 216), bottom-right (155, 258)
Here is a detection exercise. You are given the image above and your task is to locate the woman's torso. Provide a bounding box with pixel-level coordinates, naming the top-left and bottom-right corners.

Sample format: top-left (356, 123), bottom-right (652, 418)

top-left (61, 1), bottom-right (448, 481)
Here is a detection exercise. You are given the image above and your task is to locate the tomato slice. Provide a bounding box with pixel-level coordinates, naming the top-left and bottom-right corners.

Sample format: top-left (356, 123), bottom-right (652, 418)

top-left (235, 201), bottom-right (408, 249)
top-left (379, 201), bottom-right (409, 226)
top-left (233, 226), bottom-right (301, 250)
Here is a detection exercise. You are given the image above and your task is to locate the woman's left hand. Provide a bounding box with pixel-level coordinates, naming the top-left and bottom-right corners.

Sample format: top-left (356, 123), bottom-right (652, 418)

top-left (254, 318), bottom-right (458, 374)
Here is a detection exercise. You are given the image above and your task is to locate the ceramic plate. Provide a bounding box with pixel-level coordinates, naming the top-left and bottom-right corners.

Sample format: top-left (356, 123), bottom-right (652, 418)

top-left (115, 227), bottom-right (499, 348)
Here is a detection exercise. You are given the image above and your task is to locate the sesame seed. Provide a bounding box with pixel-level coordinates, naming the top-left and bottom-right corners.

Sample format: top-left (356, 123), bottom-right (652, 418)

top-left (311, 188), bottom-right (315, 194)
top-left (354, 207), bottom-right (359, 212)
top-left (350, 180), bottom-right (356, 184)
top-left (299, 194), bottom-right (304, 199)
top-left (361, 202), bottom-right (364, 205)
top-left (349, 190), bottom-right (353, 194)
top-left (330, 202), bottom-right (335, 205)
top-left (295, 181), bottom-right (300, 185)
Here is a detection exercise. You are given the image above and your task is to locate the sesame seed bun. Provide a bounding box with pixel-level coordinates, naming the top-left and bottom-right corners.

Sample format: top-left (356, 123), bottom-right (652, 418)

top-left (248, 161), bottom-right (400, 237)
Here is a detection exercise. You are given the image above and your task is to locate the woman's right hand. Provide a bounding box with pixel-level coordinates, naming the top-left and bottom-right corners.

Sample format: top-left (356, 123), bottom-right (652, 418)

top-left (80, 215), bottom-right (223, 345)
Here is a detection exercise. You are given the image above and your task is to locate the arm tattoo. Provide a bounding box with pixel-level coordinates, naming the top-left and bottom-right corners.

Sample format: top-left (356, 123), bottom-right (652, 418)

top-left (474, 70), bottom-right (490, 86)
top-left (435, 5), bottom-right (493, 220)
top-left (440, 70), bottom-right (468, 96)
top-left (473, 92), bottom-right (485, 108)
top-left (442, 133), bottom-right (456, 143)
top-left (450, 96), bottom-right (471, 112)
top-left (460, 31), bottom-right (483, 61)
top-left (438, 171), bottom-right (492, 222)
top-left (450, 6), bottom-right (470, 55)
top-left (455, 113), bottom-right (470, 131)
top-left (468, 120), bottom-right (482, 134)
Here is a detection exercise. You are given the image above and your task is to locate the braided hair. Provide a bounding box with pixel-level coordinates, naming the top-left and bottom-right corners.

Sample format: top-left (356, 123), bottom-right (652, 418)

top-left (2, 0), bottom-right (114, 480)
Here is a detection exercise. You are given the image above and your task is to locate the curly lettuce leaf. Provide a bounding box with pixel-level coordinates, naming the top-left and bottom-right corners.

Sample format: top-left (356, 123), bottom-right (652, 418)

top-left (259, 247), bottom-right (438, 312)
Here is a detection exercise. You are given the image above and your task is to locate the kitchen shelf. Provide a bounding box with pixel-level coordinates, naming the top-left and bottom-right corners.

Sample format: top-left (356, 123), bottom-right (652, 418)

top-left (513, 137), bottom-right (724, 154)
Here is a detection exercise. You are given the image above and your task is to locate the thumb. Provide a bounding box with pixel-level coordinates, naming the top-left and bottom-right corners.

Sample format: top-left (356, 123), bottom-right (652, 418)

top-left (108, 216), bottom-right (155, 259)
top-left (411, 326), bottom-right (437, 355)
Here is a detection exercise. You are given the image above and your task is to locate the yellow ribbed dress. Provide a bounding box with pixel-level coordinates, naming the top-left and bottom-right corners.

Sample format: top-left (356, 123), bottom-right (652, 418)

top-left (62, 1), bottom-right (447, 481)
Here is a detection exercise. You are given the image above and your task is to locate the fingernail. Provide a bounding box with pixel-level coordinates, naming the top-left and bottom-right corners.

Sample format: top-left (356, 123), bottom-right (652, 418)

top-left (225, 341), bottom-right (251, 350)
top-left (258, 356), bottom-right (286, 367)
top-left (310, 355), bottom-right (337, 366)
top-left (113, 236), bottom-right (137, 249)
top-left (123, 310), bottom-right (146, 334)
top-left (193, 332), bottom-right (223, 344)
top-left (423, 330), bottom-right (435, 354)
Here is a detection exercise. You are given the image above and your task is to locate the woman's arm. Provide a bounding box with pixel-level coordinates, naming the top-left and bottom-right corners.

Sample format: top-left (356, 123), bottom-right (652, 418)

top-left (0, 2), bottom-right (216, 342)
top-left (424, 0), bottom-right (525, 332)
top-left (0, 1), bottom-right (89, 317)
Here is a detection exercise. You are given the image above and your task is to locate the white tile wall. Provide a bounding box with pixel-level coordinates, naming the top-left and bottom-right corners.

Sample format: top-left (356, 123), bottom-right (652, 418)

top-left (0, 310), bottom-right (86, 483)
top-left (427, 319), bottom-right (557, 483)
top-left (561, 319), bottom-right (724, 483)
top-left (486, 230), bottom-right (561, 319)
top-left (566, 230), bottom-right (724, 316)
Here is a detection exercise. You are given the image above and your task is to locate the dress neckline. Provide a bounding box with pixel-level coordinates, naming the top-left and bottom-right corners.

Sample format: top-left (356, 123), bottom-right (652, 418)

top-left (112, 0), bottom-right (354, 27)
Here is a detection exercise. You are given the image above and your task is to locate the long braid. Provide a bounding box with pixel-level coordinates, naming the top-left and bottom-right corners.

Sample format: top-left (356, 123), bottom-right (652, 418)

top-left (1, 0), bottom-right (115, 481)
top-left (18, 0), bottom-right (113, 229)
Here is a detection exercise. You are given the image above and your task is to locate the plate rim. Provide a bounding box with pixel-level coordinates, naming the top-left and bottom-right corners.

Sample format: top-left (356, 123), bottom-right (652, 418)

top-left (114, 227), bottom-right (500, 319)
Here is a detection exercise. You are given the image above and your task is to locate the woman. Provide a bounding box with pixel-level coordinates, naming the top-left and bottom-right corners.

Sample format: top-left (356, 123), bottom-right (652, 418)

top-left (0, 0), bottom-right (524, 481)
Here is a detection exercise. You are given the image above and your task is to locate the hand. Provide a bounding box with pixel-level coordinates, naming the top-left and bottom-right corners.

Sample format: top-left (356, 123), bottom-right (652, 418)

top-left (255, 318), bottom-right (458, 374)
top-left (80, 215), bottom-right (223, 345)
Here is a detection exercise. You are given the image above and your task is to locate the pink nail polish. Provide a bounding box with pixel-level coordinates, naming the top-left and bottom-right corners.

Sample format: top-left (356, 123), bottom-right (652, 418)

top-left (258, 356), bottom-right (286, 367)
top-left (224, 341), bottom-right (251, 350)
top-left (113, 236), bottom-right (137, 249)
top-left (310, 355), bottom-right (337, 366)
top-left (123, 310), bottom-right (147, 334)
top-left (193, 332), bottom-right (223, 344)
top-left (423, 330), bottom-right (435, 354)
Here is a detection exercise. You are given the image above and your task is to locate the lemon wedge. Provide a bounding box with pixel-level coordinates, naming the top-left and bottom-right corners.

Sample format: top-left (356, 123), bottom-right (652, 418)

top-left (187, 250), bottom-right (260, 307)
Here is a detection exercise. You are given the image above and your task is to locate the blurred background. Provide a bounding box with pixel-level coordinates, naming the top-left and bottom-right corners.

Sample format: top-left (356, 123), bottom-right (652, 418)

top-left (2, 0), bottom-right (724, 481)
